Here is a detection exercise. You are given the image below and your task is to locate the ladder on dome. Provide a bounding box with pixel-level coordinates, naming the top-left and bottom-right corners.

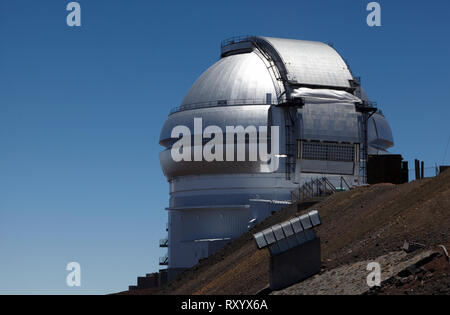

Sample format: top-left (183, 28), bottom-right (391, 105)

top-left (361, 110), bottom-right (369, 184)
top-left (356, 104), bottom-right (377, 184)
top-left (284, 108), bottom-right (297, 180)
top-left (252, 39), bottom-right (299, 180)
top-left (252, 41), bottom-right (285, 104)
top-left (351, 77), bottom-right (377, 185)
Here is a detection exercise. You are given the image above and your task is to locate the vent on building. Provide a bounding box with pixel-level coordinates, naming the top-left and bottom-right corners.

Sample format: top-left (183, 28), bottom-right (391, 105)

top-left (300, 141), bottom-right (355, 162)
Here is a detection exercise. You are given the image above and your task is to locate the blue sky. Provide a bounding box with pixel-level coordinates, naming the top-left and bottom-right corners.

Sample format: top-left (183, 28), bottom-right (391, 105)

top-left (0, 0), bottom-right (449, 294)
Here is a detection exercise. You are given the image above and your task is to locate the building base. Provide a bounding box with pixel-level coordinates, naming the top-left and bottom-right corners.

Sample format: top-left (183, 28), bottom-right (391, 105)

top-left (270, 237), bottom-right (321, 291)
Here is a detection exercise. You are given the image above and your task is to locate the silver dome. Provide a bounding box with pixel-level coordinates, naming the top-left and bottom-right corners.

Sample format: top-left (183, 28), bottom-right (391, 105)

top-left (178, 36), bottom-right (355, 112)
top-left (181, 52), bottom-right (277, 108)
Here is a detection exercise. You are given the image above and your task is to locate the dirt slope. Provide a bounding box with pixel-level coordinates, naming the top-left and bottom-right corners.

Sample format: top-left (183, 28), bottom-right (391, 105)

top-left (152, 169), bottom-right (450, 295)
top-left (272, 249), bottom-right (440, 295)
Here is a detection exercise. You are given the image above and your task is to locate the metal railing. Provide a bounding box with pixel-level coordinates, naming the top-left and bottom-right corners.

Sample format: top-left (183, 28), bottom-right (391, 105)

top-left (221, 35), bottom-right (256, 48)
top-left (159, 238), bottom-right (168, 248)
top-left (169, 98), bottom-right (280, 115)
top-left (291, 176), bottom-right (353, 202)
top-left (159, 254), bottom-right (168, 266)
top-left (338, 176), bottom-right (352, 191)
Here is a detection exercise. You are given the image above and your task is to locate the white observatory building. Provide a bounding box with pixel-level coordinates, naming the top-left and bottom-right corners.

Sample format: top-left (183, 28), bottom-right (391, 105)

top-left (159, 36), bottom-right (393, 280)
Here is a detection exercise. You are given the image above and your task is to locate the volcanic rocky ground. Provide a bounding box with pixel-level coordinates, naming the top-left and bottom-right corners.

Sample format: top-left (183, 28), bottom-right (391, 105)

top-left (123, 169), bottom-right (450, 295)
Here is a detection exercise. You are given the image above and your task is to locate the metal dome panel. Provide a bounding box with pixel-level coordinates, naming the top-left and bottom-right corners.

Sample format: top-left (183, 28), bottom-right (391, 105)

top-left (261, 37), bottom-right (353, 88)
top-left (368, 113), bottom-right (394, 150)
top-left (181, 52), bottom-right (277, 108)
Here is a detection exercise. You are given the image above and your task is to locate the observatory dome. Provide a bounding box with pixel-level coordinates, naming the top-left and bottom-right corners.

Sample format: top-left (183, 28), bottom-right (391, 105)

top-left (177, 36), bottom-right (354, 111)
top-left (159, 36), bottom-right (394, 280)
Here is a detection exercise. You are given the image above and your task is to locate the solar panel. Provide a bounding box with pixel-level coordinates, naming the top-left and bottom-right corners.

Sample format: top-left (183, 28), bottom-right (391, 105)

top-left (263, 229), bottom-right (276, 245)
top-left (253, 210), bottom-right (322, 252)
top-left (309, 210), bottom-right (321, 226)
top-left (281, 221), bottom-right (294, 237)
top-left (299, 214), bottom-right (312, 230)
top-left (272, 224), bottom-right (285, 241)
top-left (254, 232), bottom-right (267, 249)
top-left (290, 217), bottom-right (304, 233)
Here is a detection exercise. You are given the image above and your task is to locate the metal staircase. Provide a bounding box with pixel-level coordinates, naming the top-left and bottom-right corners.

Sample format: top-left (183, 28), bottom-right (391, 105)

top-left (159, 254), bottom-right (168, 266)
top-left (291, 177), bottom-right (352, 202)
top-left (252, 41), bottom-right (285, 103)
